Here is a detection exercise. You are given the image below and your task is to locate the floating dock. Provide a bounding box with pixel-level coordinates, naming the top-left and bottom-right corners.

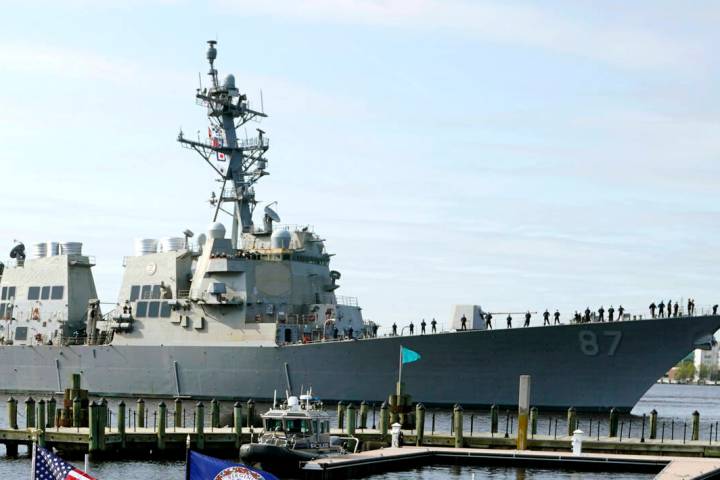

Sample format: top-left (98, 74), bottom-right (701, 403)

top-left (302, 446), bottom-right (720, 480)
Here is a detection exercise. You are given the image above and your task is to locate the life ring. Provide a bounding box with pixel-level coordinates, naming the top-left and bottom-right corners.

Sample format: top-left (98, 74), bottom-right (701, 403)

top-left (31, 307), bottom-right (40, 321)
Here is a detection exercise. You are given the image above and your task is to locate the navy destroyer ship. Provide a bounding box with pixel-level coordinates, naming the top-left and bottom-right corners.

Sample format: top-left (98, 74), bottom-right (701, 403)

top-left (0, 42), bottom-right (718, 411)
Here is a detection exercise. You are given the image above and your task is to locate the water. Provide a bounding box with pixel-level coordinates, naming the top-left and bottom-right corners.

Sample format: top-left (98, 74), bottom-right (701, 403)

top-left (1, 383), bottom-right (718, 478)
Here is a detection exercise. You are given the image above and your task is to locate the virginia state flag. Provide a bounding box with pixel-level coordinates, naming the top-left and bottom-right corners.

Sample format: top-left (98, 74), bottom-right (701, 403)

top-left (401, 346), bottom-right (421, 364)
top-left (186, 450), bottom-right (278, 480)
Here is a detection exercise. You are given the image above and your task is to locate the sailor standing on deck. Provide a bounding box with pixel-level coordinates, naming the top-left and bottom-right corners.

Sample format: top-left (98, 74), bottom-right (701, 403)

top-left (598, 306), bottom-right (605, 322)
top-left (431, 318), bottom-right (437, 333)
top-left (608, 306), bottom-right (615, 322)
top-left (673, 302), bottom-right (679, 317)
top-left (713, 305), bottom-right (718, 316)
top-left (649, 302), bottom-right (657, 318)
top-left (409, 322), bottom-right (414, 335)
top-left (421, 319), bottom-right (427, 334)
top-left (524, 311), bottom-right (531, 327)
top-left (543, 309), bottom-right (550, 326)
top-left (658, 301), bottom-right (665, 318)
top-left (554, 310), bottom-right (561, 325)
top-left (618, 305), bottom-right (625, 320)
top-left (485, 313), bottom-right (493, 329)
top-left (507, 315), bottom-right (512, 328)
top-left (460, 314), bottom-right (467, 331)
top-left (392, 323), bottom-right (397, 336)
top-left (584, 307), bottom-right (591, 323)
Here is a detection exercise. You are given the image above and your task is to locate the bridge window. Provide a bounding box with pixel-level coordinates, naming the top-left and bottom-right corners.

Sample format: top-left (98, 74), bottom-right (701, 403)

top-left (6, 287), bottom-right (15, 300)
top-left (51, 286), bottom-right (64, 300)
top-left (151, 285), bottom-right (161, 299)
top-left (28, 287), bottom-right (40, 300)
top-left (147, 301), bottom-right (160, 318)
top-left (1, 287), bottom-right (6, 300)
top-left (14, 326), bottom-right (27, 341)
top-left (160, 302), bottom-right (171, 318)
top-left (130, 285), bottom-right (140, 301)
top-left (41, 286), bottom-right (51, 300)
top-left (0, 304), bottom-right (5, 317)
top-left (141, 285), bottom-right (152, 300)
top-left (135, 301), bottom-right (148, 317)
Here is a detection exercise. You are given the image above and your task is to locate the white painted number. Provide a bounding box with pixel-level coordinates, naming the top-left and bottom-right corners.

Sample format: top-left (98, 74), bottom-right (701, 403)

top-left (578, 331), bottom-right (622, 356)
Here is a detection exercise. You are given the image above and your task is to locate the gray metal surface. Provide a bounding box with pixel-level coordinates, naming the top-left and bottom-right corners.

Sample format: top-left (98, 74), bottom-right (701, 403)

top-left (1, 315), bottom-right (717, 412)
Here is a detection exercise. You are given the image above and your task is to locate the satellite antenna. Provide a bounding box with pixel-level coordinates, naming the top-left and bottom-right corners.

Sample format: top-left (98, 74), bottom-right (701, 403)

top-left (264, 203), bottom-right (281, 223)
top-left (263, 202), bottom-right (281, 233)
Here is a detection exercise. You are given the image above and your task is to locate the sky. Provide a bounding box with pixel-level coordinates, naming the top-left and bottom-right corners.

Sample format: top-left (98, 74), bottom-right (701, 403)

top-left (0, 1), bottom-right (718, 331)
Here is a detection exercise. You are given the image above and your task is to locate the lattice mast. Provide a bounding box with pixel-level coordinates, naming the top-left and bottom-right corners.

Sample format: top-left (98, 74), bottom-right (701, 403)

top-left (178, 40), bottom-right (269, 248)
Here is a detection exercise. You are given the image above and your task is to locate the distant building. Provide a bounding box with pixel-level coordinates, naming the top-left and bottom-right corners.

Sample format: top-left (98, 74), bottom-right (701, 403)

top-left (693, 344), bottom-right (720, 379)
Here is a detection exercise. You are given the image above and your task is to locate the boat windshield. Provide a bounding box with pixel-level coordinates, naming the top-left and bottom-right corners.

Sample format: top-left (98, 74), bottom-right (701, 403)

top-left (265, 418), bottom-right (284, 432)
top-left (285, 418), bottom-right (311, 434)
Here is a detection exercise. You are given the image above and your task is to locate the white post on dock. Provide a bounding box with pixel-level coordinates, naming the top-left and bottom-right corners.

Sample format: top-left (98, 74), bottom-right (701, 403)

top-left (517, 375), bottom-right (531, 450)
top-left (84, 453), bottom-right (90, 473)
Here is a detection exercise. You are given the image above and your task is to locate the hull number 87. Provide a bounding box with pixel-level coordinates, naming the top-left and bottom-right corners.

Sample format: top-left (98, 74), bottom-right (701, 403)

top-left (579, 330), bottom-right (622, 356)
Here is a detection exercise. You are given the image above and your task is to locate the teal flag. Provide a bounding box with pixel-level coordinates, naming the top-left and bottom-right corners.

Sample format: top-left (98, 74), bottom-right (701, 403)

top-left (401, 346), bottom-right (421, 364)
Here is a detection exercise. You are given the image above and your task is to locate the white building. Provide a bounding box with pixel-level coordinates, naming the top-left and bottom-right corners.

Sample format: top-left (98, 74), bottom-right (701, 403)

top-left (693, 344), bottom-right (720, 376)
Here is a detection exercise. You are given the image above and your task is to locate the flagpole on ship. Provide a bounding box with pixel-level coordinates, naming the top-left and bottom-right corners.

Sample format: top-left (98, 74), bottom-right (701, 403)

top-left (397, 344), bottom-right (403, 397)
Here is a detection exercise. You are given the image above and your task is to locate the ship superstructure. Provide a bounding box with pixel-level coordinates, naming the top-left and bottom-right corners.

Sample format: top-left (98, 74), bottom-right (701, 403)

top-left (0, 41), bottom-right (718, 412)
top-left (108, 41), bottom-right (368, 347)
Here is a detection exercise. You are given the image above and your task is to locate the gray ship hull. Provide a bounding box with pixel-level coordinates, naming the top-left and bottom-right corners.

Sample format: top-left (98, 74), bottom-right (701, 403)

top-left (1, 316), bottom-right (718, 411)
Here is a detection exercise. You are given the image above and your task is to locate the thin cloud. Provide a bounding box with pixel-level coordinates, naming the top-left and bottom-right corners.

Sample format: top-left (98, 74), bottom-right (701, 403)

top-left (213, 0), bottom-right (704, 70)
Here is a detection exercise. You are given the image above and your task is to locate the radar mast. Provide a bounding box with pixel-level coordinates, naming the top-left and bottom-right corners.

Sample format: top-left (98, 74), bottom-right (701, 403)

top-left (178, 40), bottom-right (269, 248)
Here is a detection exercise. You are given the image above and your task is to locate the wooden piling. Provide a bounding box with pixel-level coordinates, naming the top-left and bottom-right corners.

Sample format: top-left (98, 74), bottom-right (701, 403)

top-left (71, 373), bottom-right (81, 391)
top-left (415, 403), bottom-right (425, 446)
top-left (490, 404), bottom-right (498, 434)
top-left (337, 401), bottom-right (345, 430)
top-left (650, 409), bottom-right (658, 440)
top-left (453, 404), bottom-right (464, 448)
top-left (346, 403), bottom-right (356, 435)
top-left (174, 398), bottom-right (183, 429)
top-left (517, 375), bottom-right (531, 450)
top-left (233, 402), bottom-right (243, 448)
top-left (246, 399), bottom-right (255, 428)
top-left (7, 397), bottom-right (17, 430)
top-left (88, 401), bottom-right (99, 452)
top-left (359, 401), bottom-right (368, 429)
top-left (211, 399), bottom-right (220, 429)
top-left (610, 408), bottom-right (619, 437)
top-left (157, 402), bottom-right (167, 450)
top-left (530, 407), bottom-right (538, 435)
top-left (46, 397), bottom-right (56, 429)
top-left (25, 397), bottom-right (36, 429)
top-left (567, 407), bottom-right (577, 437)
top-left (137, 398), bottom-right (146, 429)
top-left (196, 402), bottom-right (205, 450)
top-left (100, 398), bottom-right (108, 429)
top-left (118, 401), bottom-right (126, 448)
top-left (692, 411), bottom-right (700, 441)
top-left (379, 401), bottom-right (389, 437)
top-left (73, 396), bottom-right (81, 429)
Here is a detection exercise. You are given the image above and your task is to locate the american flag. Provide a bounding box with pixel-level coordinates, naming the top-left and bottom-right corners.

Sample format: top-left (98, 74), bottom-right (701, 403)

top-left (34, 446), bottom-right (96, 480)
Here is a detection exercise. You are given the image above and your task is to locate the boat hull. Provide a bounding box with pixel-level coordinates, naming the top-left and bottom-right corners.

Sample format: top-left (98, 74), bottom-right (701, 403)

top-left (0, 316), bottom-right (718, 412)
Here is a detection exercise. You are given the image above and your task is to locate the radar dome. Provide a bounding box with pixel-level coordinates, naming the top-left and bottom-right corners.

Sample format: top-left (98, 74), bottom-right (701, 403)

top-left (208, 222), bottom-right (226, 240)
top-left (271, 229), bottom-right (291, 249)
top-left (224, 74), bottom-right (236, 90)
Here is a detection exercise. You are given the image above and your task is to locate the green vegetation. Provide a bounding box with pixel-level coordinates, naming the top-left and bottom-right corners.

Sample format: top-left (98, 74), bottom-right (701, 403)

top-left (674, 360), bottom-right (696, 382)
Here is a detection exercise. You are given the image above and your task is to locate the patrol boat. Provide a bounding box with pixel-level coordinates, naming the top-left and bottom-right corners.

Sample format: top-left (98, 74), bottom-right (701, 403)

top-left (240, 392), bottom-right (356, 476)
top-left (1, 41), bottom-right (719, 411)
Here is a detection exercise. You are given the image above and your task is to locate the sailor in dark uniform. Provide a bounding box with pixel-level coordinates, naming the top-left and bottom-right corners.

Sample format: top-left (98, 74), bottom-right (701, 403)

top-left (554, 310), bottom-right (561, 325)
top-left (598, 306), bottom-right (605, 322)
top-left (421, 319), bottom-right (427, 334)
top-left (618, 305), bottom-right (624, 320)
top-left (431, 318), bottom-right (437, 333)
top-left (392, 323), bottom-right (397, 336)
top-left (506, 315), bottom-right (512, 328)
top-left (543, 310), bottom-right (550, 326)
top-left (460, 315), bottom-right (467, 331)
top-left (524, 311), bottom-right (531, 327)
top-left (485, 313), bottom-right (493, 329)
top-left (409, 322), bottom-right (414, 335)
top-left (608, 306), bottom-right (615, 322)
top-left (649, 302), bottom-right (656, 318)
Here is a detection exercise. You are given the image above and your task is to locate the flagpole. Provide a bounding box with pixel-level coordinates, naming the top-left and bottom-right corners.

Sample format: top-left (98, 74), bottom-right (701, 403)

top-left (398, 345), bottom-right (403, 396)
top-left (30, 438), bottom-right (36, 480)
